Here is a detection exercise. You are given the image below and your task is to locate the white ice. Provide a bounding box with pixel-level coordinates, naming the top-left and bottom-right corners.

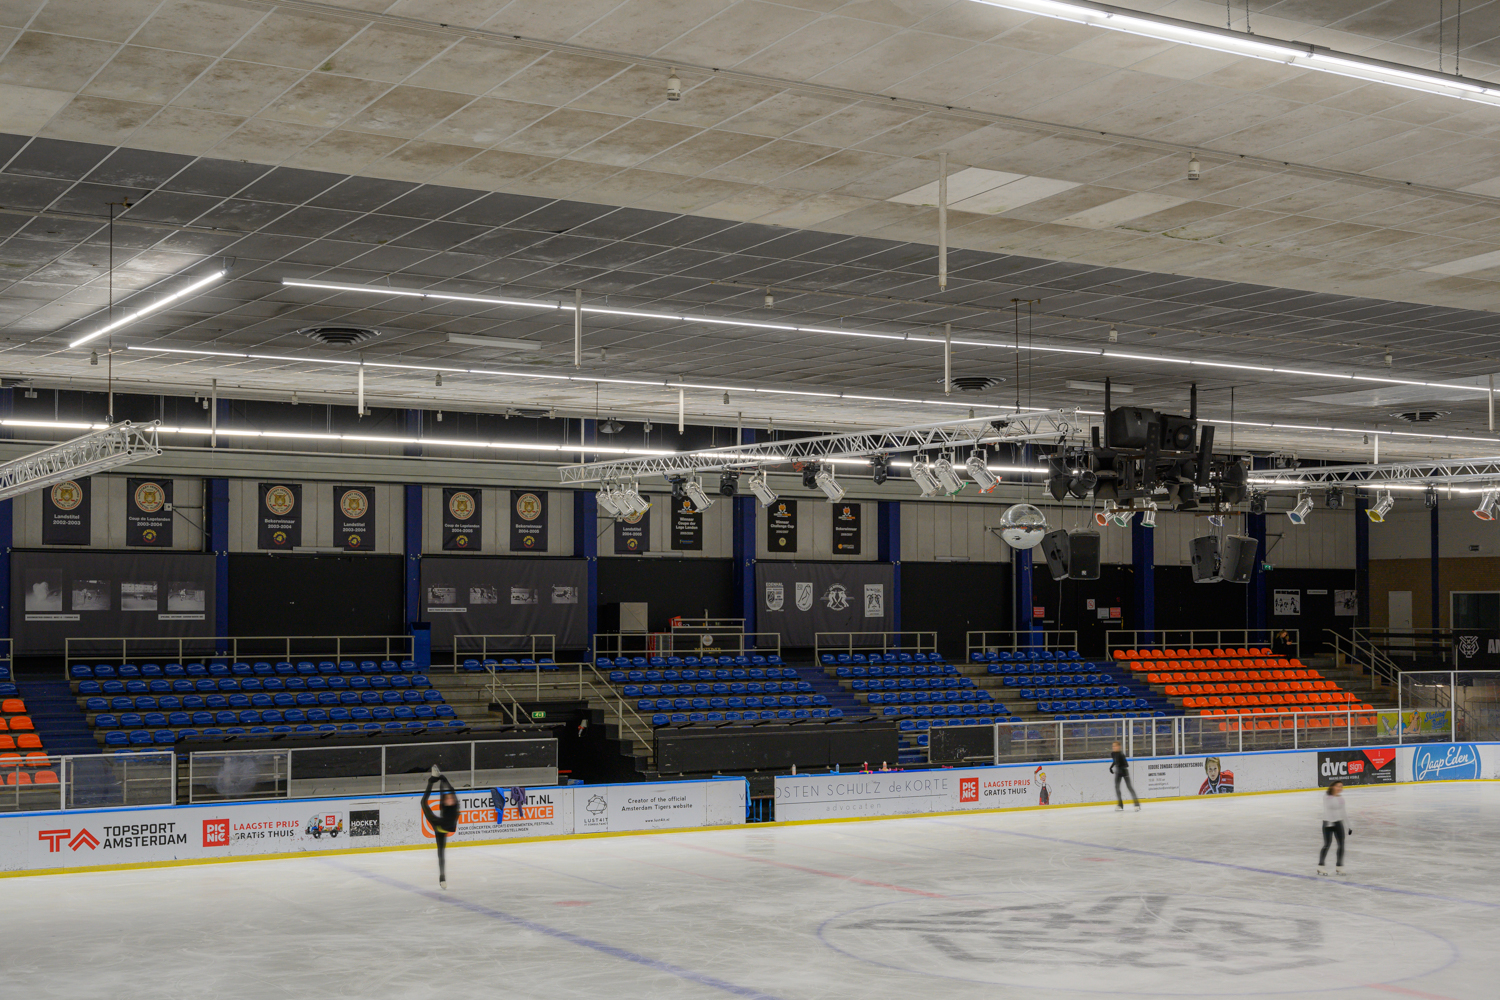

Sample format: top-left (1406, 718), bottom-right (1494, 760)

top-left (4, 782), bottom-right (1496, 1000)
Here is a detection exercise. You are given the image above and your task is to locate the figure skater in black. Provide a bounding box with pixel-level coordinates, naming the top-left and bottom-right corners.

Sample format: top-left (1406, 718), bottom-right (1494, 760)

top-left (1110, 740), bottom-right (1140, 811)
top-left (1318, 781), bottom-right (1351, 876)
top-left (421, 766), bottom-right (460, 889)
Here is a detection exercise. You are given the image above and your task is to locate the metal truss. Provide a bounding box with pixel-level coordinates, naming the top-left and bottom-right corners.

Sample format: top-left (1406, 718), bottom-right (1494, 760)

top-left (0, 421), bottom-right (162, 500)
top-left (559, 409), bottom-right (1081, 484)
top-left (1251, 456), bottom-right (1500, 491)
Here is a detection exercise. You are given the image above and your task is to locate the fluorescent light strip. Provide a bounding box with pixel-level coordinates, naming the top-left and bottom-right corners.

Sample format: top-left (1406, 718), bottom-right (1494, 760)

top-left (969, 0), bottom-right (1500, 106)
top-left (70, 271), bottom-right (227, 348)
top-left (283, 279), bottom-right (1499, 398)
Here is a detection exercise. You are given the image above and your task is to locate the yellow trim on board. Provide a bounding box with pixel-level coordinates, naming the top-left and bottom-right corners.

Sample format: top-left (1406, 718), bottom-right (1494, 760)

top-left (3, 777), bottom-right (1493, 880)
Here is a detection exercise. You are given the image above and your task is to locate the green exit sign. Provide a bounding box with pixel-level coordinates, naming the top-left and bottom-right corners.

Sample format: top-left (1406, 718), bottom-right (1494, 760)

top-left (530, 710), bottom-right (547, 720)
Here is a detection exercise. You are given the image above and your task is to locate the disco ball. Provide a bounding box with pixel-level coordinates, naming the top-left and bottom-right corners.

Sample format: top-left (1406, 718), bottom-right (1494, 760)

top-left (999, 503), bottom-right (1048, 549)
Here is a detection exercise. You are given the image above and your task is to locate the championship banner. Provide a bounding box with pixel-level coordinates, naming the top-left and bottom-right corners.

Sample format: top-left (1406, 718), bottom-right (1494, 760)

top-left (443, 488), bottom-right (482, 551)
top-left (615, 503), bottom-right (650, 553)
top-left (334, 486), bottom-right (374, 551)
top-left (767, 498), bottom-right (797, 552)
top-left (42, 478), bottom-right (90, 545)
top-left (671, 497), bottom-right (702, 551)
top-left (125, 479), bottom-right (173, 547)
top-left (257, 483), bottom-right (302, 550)
top-left (509, 490), bottom-right (547, 552)
top-left (832, 501), bottom-right (861, 554)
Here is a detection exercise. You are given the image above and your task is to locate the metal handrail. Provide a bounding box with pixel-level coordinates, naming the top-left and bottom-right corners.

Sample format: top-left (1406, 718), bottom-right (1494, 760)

top-left (1327, 629), bottom-right (1401, 688)
top-left (1104, 629), bottom-right (1297, 655)
top-left (483, 661), bottom-right (655, 754)
top-left (967, 631), bottom-right (1079, 657)
top-left (0, 751), bottom-right (175, 813)
top-left (64, 634), bottom-right (414, 676)
top-left (815, 631), bottom-right (936, 659)
top-left (442, 634), bottom-right (557, 669)
top-left (593, 631), bottom-right (784, 658)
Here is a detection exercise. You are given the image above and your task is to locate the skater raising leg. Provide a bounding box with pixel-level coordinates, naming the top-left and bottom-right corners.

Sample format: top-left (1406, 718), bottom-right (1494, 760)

top-left (421, 766), bottom-right (460, 889)
top-left (1317, 781), bottom-right (1351, 876)
top-left (1109, 741), bottom-right (1140, 812)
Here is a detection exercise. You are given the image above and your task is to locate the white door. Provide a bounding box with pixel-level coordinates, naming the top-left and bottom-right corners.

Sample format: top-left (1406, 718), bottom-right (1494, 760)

top-left (1388, 591), bottom-right (1413, 658)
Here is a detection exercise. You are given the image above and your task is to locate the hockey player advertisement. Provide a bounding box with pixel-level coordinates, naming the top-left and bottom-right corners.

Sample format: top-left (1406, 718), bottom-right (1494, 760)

top-left (42, 478), bottom-right (91, 546)
top-left (125, 479), bottom-right (173, 547)
top-left (671, 497), bottom-right (702, 551)
top-left (509, 490), bottom-right (547, 552)
top-left (767, 498), bottom-right (797, 552)
top-left (334, 486), bottom-right (374, 551)
top-left (443, 488), bottom-right (482, 551)
top-left (1318, 748), bottom-right (1397, 786)
top-left (257, 483), bottom-right (302, 550)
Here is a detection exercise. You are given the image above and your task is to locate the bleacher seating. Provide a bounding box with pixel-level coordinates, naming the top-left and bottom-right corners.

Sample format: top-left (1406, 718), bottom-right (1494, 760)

top-left (458, 657), bottom-right (557, 672)
top-left (72, 660), bottom-right (463, 748)
top-left (1, 682), bottom-right (46, 769)
top-left (595, 655), bottom-right (833, 726)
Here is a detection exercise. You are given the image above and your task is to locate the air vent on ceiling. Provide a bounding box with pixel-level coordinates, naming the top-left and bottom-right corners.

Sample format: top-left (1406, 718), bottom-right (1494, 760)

top-left (937, 375), bottom-right (1005, 392)
top-left (298, 325), bottom-right (379, 346)
top-left (1393, 410), bottom-right (1446, 423)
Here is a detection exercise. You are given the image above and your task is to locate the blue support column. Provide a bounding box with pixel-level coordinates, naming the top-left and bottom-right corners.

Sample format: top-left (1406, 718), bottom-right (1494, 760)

top-left (877, 500), bottom-right (901, 633)
top-left (733, 496), bottom-right (756, 638)
top-left (1131, 516), bottom-right (1155, 645)
top-left (1016, 548), bottom-right (1035, 648)
top-left (208, 478), bottom-right (229, 652)
top-left (0, 496), bottom-right (11, 643)
top-left (574, 489), bottom-right (598, 659)
top-left (1355, 491), bottom-right (1370, 631)
top-left (1247, 511), bottom-right (1268, 643)
top-left (404, 484), bottom-right (422, 629)
top-left (1431, 501), bottom-right (1441, 630)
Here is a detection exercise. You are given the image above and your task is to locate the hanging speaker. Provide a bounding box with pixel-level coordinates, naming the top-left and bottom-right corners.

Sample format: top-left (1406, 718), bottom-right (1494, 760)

top-left (1190, 535), bottom-right (1222, 583)
top-left (1040, 529), bottom-right (1071, 581)
top-left (1067, 531), bottom-right (1101, 580)
top-left (1221, 534), bottom-right (1259, 584)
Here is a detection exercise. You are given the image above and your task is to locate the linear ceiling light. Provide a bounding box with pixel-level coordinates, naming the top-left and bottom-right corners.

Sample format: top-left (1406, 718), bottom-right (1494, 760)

top-left (70, 270), bottom-right (227, 348)
top-left (281, 279), bottom-right (1500, 399)
top-left (970, 0), bottom-right (1500, 106)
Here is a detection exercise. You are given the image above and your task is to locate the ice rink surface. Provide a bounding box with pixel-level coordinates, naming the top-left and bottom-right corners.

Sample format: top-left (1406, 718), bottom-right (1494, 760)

top-left (4, 782), bottom-right (1495, 1000)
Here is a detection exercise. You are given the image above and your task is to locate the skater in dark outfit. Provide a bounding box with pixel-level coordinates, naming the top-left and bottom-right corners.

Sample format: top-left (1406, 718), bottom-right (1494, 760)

top-left (421, 766), bottom-right (460, 889)
top-left (1109, 741), bottom-right (1140, 811)
top-left (1318, 781), bottom-right (1351, 876)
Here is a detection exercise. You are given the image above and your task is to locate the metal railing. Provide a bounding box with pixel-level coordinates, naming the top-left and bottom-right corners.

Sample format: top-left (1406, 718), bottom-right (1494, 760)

top-left (815, 631), bottom-right (937, 660)
top-left (483, 661), bottom-right (655, 753)
top-left (930, 708), bottom-right (1394, 767)
top-left (185, 738), bottom-right (557, 803)
top-left (593, 631), bottom-right (783, 659)
top-left (1325, 629), bottom-right (1401, 689)
top-left (1104, 630), bottom-right (1298, 656)
top-left (64, 634), bottom-right (414, 676)
top-left (0, 751), bottom-right (175, 813)
top-left (438, 634), bottom-right (556, 669)
top-left (1397, 669), bottom-right (1500, 743)
top-left (967, 631), bottom-right (1080, 659)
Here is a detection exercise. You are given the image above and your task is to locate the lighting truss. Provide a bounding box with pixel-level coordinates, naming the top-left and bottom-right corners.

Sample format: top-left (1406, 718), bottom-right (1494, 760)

top-left (1251, 457), bottom-right (1500, 492)
top-left (0, 421), bottom-right (161, 500)
top-left (558, 410), bottom-right (1079, 484)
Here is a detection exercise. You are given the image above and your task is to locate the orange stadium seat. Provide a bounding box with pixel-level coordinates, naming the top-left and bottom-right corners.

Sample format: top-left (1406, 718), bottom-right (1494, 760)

top-left (5, 772), bottom-right (31, 785)
top-left (33, 770), bottom-right (58, 785)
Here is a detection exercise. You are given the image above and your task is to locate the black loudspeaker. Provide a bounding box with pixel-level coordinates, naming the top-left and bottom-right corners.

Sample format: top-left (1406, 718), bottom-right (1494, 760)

top-left (1040, 529), bottom-right (1071, 581)
top-left (1221, 534), bottom-right (1259, 584)
top-left (1108, 407), bottom-right (1155, 449)
top-left (1191, 535), bottom-right (1222, 583)
top-left (1159, 415), bottom-right (1197, 452)
top-left (1068, 531), bottom-right (1101, 580)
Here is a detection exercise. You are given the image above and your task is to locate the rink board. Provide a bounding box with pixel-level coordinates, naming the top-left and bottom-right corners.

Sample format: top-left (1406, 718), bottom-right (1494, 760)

top-left (774, 742), bottom-right (1500, 821)
top-left (0, 776), bottom-right (748, 874)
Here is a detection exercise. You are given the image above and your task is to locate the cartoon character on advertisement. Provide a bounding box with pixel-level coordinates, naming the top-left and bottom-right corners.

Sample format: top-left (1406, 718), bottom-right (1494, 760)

top-left (1034, 765), bottom-right (1050, 806)
top-left (1199, 757), bottom-right (1235, 794)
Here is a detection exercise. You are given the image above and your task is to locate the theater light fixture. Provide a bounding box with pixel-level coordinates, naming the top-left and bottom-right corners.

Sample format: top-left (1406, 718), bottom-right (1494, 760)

top-left (910, 460), bottom-right (942, 497)
top-left (1367, 490), bottom-right (1395, 523)
top-left (814, 466), bottom-right (845, 503)
top-left (870, 454), bottom-right (889, 485)
top-left (617, 482), bottom-right (651, 516)
top-left (1326, 487), bottom-right (1344, 509)
top-left (931, 456), bottom-right (966, 495)
top-left (1249, 493), bottom-right (1266, 515)
top-left (966, 451), bottom-right (1000, 492)
top-left (1207, 514), bottom-right (1226, 527)
top-left (684, 478), bottom-right (714, 512)
top-left (1424, 486), bottom-right (1439, 509)
top-left (1287, 492), bottom-right (1314, 525)
top-left (71, 268), bottom-right (227, 348)
top-left (1140, 503), bottom-right (1157, 528)
top-left (596, 486), bottom-right (622, 516)
top-left (1474, 489), bottom-right (1500, 521)
top-left (1069, 467), bottom-right (1097, 500)
top-left (748, 471), bottom-right (777, 507)
top-left (718, 471), bottom-right (738, 497)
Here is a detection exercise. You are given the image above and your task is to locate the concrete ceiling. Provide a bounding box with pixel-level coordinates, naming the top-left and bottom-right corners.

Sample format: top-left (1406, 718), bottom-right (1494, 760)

top-left (4, 0), bottom-right (1500, 461)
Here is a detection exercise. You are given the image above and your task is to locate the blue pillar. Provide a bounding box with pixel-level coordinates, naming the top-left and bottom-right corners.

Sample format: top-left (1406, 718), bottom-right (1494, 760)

top-left (208, 478), bottom-right (229, 651)
top-left (1016, 549), bottom-right (1035, 648)
top-left (1355, 491), bottom-right (1370, 631)
top-left (0, 496), bottom-right (11, 643)
top-left (404, 484), bottom-right (422, 628)
top-left (574, 489), bottom-right (598, 659)
top-left (1131, 516), bottom-right (1155, 646)
top-left (733, 496), bottom-right (756, 639)
top-left (877, 500), bottom-right (901, 633)
top-left (1431, 501), bottom-right (1441, 630)
top-left (1247, 511), bottom-right (1268, 642)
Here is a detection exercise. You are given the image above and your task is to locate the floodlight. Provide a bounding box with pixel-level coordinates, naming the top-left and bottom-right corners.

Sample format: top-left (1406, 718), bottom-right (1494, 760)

top-left (1068, 468), bottom-right (1097, 499)
top-left (966, 451), bottom-right (999, 493)
top-left (1140, 503), bottom-right (1157, 528)
top-left (1207, 514), bottom-right (1226, 527)
top-left (1474, 489), bottom-right (1499, 521)
top-left (1366, 490), bottom-right (1394, 523)
top-left (814, 466), bottom-right (844, 503)
top-left (931, 456), bottom-right (965, 495)
top-left (910, 460), bottom-right (941, 497)
top-left (596, 486), bottom-right (622, 517)
top-left (1111, 509), bottom-right (1136, 528)
top-left (1094, 501), bottom-right (1118, 527)
top-left (748, 471), bottom-right (777, 507)
top-left (1286, 492), bottom-right (1313, 525)
top-left (618, 482), bottom-right (650, 515)
top-left (684, 479), bottom-right (714, 512)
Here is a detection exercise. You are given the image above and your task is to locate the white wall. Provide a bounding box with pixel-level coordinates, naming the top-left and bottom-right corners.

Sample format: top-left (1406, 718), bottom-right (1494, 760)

top-left (1370, 504), bottom-right (1500, 560)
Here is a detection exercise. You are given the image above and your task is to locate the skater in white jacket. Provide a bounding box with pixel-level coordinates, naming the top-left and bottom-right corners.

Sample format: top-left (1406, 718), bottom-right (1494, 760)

top-left (1317, 781), bottom-right (1351, 876)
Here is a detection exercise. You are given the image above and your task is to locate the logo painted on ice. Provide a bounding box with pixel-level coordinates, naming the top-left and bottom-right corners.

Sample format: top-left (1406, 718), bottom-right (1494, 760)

top-left (765, 582), bottom-right (784, 612)
top-left (824, 584), bottom-right (850, 611)
top-left (1413, 743), bottom-right (1481, 781)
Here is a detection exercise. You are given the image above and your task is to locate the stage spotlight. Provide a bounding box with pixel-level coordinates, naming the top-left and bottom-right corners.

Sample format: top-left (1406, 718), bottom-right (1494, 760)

top-left (1366, 490), bottom-right (1394, 523)
top-left (748, 471), bottom-right (777, 507)
top-left (1249, 493), bottom-right (1267, 516)
top-left (1140, 503), bottom-right (1157, 528)
top-left (669, 475), bottom-right (686, 501)
top-left (910, 460), bottom-right (941, 498)
top-left (814, 466), bottom-right (844, 503)
top-left (801, 465), bottom-right (818, 490)
top-left (618, 482), bottom-right (651, 516)
top-left (966, 451), bottom-right (1000, 493)
top-left (1424, 486), bottom-right (1439, 509)
top-left (718, 471), bottom-right (739, 497)
top-left (870, 454), bottom-right (889, 485)
top-left (596, 486), bottom-right (622, 517)
top-left (932, 456), bottom-right (965, 495)
top-left (684, 479), bottom-right (714, 512)
top-left (1068, 468), bottom-right (1097, 499)
top-left (1207, 514), bottom-right (1226, 527)
top-left (1286, 492), bottom-right (1313, 525)
top-left (1326, 487), bottom-right (1344, 510)
top-left (1474, 489), bottom-right (1500, 521)
top-left (1111, 508), bottom-right (1136, 528)
top-left (1046, 455), bottom-right (1069, 502)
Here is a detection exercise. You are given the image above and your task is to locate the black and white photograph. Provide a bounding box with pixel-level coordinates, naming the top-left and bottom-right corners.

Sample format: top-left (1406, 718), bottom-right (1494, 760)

top-left (469, 586), bottom-right (499, 605)
top-left (70, 580), bottom-right (111, 611)
top-left (167, 582), bottom-right (206, 612)
top-left (24, 572), bottom-right (63, 612)
top-left (426, 586), bottom-right (457, 606)
top-left (120, 581), bottom-right (160, 611)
